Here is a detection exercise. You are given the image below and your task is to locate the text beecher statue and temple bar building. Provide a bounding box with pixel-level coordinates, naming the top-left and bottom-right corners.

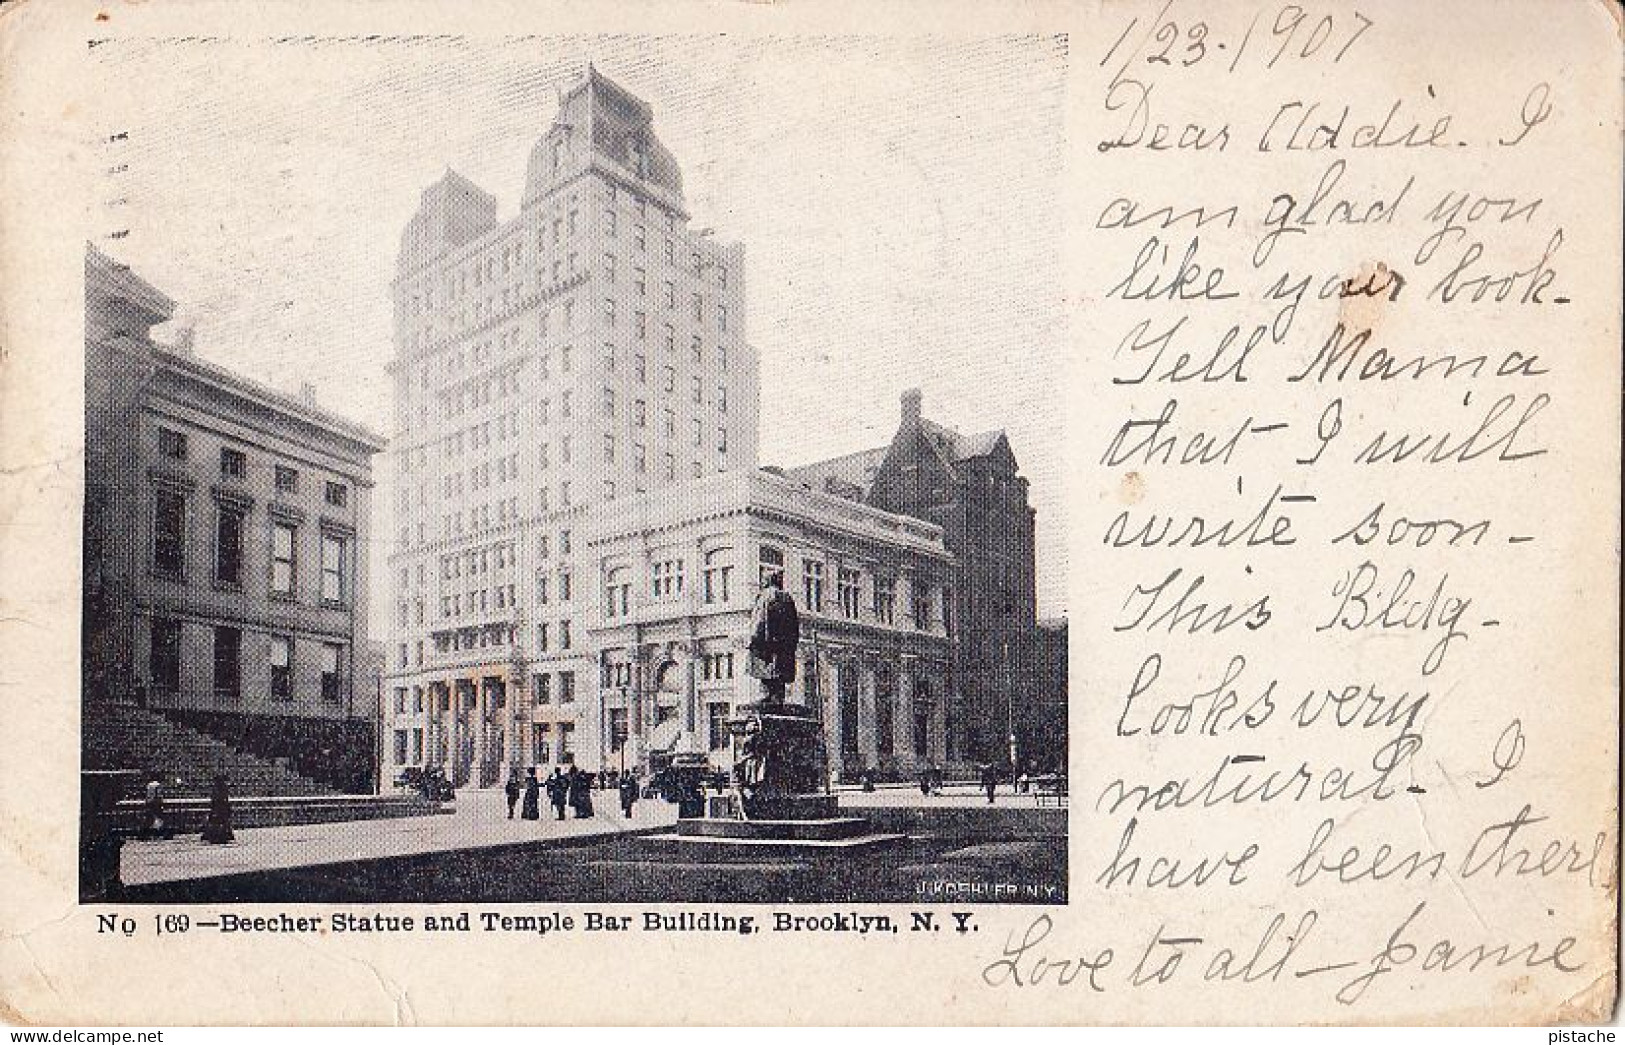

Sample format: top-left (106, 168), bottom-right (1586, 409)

top-left (380, 66), bottom-right (1064, 786)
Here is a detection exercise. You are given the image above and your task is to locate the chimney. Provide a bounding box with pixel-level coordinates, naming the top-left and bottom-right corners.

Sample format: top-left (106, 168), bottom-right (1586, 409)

top-left (298, 382), bottom-right (317, 407)
top-left (901, 388), bottom-right (923, 425)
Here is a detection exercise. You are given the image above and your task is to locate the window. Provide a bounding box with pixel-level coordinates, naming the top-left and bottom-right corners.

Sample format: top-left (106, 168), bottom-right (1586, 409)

top-left (152, 489), bottom-right (185, 578)
top-left (534, 672), bottom-right (552, 705)
top-left (875, 668), bottom-right (895, 756)
top-left (412, 729), bottom-right (424, 764)
top-left (602, 387), bottom-right (616, 418)
top-left (663, 365), bottom-right (675, 393)
top-left (663, 452), bottom-right (675, 480)
top-left (325, 482), bottom-right (348, 508)
top-left (913, 584), bottom-right (932, 630)
top-left (708, 703), bottom-right (730, 751)
top-left (652, 559), bottom-right (684, 598)
top-left (718, 427), bottom-right (729, 454)
top-left (150, 618), bottom-right (181, 693)
top-left (270, 636), bottom-right (292, 700)
top-left (604, 298), bottom-right (617, 327)
top-left (321, 643), bottom-right (344, 702)
top-left (634, 399), bottom-right (646, 428)
top-left (874, 576), bottom-right (897, 625)
top-left (604, 566), bottom-right (631, 619)
top-left (603, 433), bottom-right (616, 462)
top-left (559, 671), bottom-right (576, 704)
top-left (838, 568), bottom-right (861, 620)
top-left (634, 442), bottom-right (647, 473)
top-left (212, 625), bottom-right (241, 698)
top-left (532, 723), bottom-right (552, 764)
top-left (214, 505), bottom-right (244, 586)
top-left (702, 651), bottom-right (736, 681)
top-left (802, 560), bottom-right (825, 612)
top-left (691, 375), bottom-right (703, 404)
top-left (536, 622), bottom-right (550, 653)
top-left (559, 620), bottom-right (572, 650)
top-left (718, 385), bottom-right (727, 413)
top-left (220, 447), bottom-right (246, 479)
top-left (603, 253), bottom-right (616, 283)
top-left (394, 731), bottom-right (409, 766)
top-left (703, 548), bottom-right (732, 604)
top-left (691, 335), bottom-right (703, 362)
top-left (759, 545), bottom-right (784, 587)
top-left (274, 466), bottom-right (298, 493)
top-left (609, 708), bottom-right (629, 753)
top-left (321, 533), bottom-right (347, 605)
top-left (158, 428), bottom-right (187, 460)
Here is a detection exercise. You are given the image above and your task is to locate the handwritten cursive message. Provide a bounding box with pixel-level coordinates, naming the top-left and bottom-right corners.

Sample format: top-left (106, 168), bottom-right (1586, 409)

top-left (978, 0), bottom-right (1620, 1023)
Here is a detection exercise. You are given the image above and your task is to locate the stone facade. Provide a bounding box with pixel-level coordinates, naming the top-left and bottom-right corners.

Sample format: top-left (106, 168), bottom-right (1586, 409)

top-left (582, 470), bottom-right (954, 781)
top-left (383, 66), bottom-right (759, 788)
top-left (84, 246), bottom-right (385, 775)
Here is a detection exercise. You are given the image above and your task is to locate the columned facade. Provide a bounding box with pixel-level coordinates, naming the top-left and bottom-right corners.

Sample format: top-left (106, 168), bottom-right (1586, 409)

top-left (583, 469), bottom-right (954, 784)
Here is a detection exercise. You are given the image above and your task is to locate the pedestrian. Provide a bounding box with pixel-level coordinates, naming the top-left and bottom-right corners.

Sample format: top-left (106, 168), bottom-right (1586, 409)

top-left (140, 774), bottom-right (165, 839)
top-left (568, 766), bottom-right (594, 818)
top-left (200, 773), bottom-right (234, 845)
top-left (981, 763), bottom-right (998, 805)
top-left (547, 768), bottom-right (568, 820)
top-left (521, 768), bottom-right (541, 821)
top-left (619, 771), bottom-right (638, 818)
top-left (505, 769), bottom-right (522, 819)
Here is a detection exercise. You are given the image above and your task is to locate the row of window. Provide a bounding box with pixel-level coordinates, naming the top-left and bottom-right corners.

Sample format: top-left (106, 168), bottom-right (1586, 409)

top-left (158, 429), bottom-right (348, 506)
top-left (151, 488), bottom-right (349, 605)
top-left (595, 546), bottom-right (942, 630)
top-left (389, 718), bottom-right (579, 768)
top-left (148, 618), bottom-right (344, 702)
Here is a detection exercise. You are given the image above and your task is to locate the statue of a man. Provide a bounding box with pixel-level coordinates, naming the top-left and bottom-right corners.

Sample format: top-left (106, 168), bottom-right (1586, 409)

top-left (746, 570), bottom-right (800, 703)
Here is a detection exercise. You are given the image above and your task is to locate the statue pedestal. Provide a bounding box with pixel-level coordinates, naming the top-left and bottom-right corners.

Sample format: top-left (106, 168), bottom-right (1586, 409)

top-left (656, 703), bottom-right (904, 854)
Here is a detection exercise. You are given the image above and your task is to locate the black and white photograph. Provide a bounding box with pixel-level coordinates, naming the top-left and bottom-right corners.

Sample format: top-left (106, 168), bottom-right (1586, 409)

top-left (3, 0), bottom-right (1619, 1029)
top-left (79, 34), bottom-right (1070, 906)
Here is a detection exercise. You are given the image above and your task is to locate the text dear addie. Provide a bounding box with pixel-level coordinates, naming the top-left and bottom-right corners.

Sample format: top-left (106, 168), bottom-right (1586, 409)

top-left (981, 0), bottom-right (1620, 1022)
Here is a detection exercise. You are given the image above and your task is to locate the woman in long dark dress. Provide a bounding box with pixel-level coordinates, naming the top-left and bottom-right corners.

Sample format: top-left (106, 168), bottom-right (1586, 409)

top-left (521, 768), bottom-right (541, 821)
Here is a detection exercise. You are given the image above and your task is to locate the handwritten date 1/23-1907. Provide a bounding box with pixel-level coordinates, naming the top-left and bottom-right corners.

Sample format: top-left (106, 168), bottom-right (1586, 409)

top-left (1101, 2), bottom-right (1374, 83)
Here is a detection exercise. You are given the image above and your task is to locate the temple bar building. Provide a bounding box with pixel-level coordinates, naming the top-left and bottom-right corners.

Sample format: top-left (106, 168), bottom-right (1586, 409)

top-left (382, 66), bottom-right (759, 788)
top-left (83, 245), bottom-right (386, 793)
top-left (583, 470), bottom-right (955, 780)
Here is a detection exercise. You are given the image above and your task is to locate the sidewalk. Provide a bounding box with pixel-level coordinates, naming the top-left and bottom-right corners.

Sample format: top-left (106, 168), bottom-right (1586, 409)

top-left (120, 787), bottom-right (677, 886)
top-left (835, 782), bottom-right (1064, 809)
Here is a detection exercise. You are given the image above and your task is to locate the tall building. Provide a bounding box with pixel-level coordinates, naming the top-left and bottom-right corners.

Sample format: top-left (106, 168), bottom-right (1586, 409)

top-left (83, 245), bottom-right (385, 793)
top-left (384, 67), bottom-right (759, 787)
top-left (786, 389), bottom-right (1041, 767)
top-left (584, 470), bottom-right (955, 781)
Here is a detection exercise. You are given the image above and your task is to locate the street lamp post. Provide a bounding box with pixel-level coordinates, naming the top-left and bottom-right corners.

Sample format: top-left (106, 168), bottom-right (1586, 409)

top-left (1003, 638), bottom-right (1017, 784)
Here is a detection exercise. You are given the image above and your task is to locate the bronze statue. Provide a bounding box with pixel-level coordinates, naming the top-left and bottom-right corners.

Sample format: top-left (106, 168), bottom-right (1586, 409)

top-left (746, 570), bottom-right (799, 703)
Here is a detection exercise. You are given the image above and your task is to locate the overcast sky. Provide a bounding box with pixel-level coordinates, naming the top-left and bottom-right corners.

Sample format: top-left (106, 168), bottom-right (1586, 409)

top-left (89, 33), bottom-right (1069, 619)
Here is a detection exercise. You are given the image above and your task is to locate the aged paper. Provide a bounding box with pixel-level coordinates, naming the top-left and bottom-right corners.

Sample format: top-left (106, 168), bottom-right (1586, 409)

top-left (0, 0), bottom-right (1618, 1027)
